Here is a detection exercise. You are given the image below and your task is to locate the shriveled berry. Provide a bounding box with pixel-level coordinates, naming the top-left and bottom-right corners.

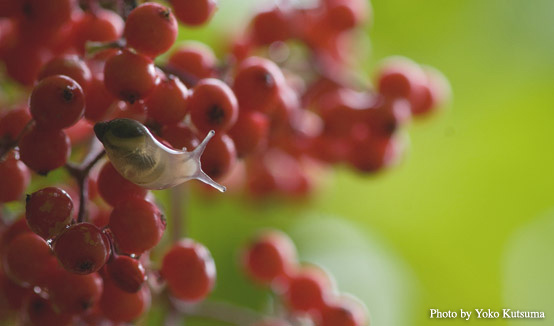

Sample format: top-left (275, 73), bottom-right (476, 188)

top-left (30, 75), bottom-right (85, 130)
top-left (107, 255), bottom-right (146, 293)
top-left (53, 223), bottom-right (111, 274)
top-left (124, 3), bottom-right (178, 57)
top-left (25, 187), bottom-right (73, 240)
top-left (109, 197), bottom-right (165, 255)
top-left (161, 239), bottom-right (216, 302)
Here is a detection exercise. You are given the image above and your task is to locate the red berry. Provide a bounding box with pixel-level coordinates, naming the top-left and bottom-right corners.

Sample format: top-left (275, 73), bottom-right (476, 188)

top-left (38, 55), bottom-right (92, 91)
top-left (170, 0), bottom-right (217, 26)
top-left (233, 57), bottom-right (285, 113)
top-left (251, 7), bottom-right (291, 45)
top-left (53, 223), bottom-right (111, 274)
top-left (109, 197), bottom-right (165, 255)
top-left (160, 123), bottom-right (200, 150)
top-left (348, 135), bottom-right (401, 173)
top-left (317, 297), bottom-right (368, 326)
top-left (228, 110), bottom-right (269, 158)
top-left (0, 155), bottom-right (30, 203)
top-left (106, 255), bottom-right (146, 293)
top-left (167, 42), bottom-right (216, 83)
top-left (30, 75), bottom-right (85, 130)
top-left (145, 76), bottom-right (189, 124)
top-left (199, 133), bottom-right (237, 181)
top-left (100, 277), bottom-right (151, 323)
top-left (161, 239), bottom-right (216, 302)
top-left (25, 187), bottom-right (74, 240)
top-left (74, 9), bottom-right (124, 53)
top-left (103, 50), bottom-right (158, 103)
top-left (189, 78), bottom-right (239, 133)
top-left (0, 269), bottom-right (32, 311)
top-left (124, 3), bottom-right (178, 57)
top-left (22, 295), bottom-right (74, 326)
top-left (97, 161), bottom-right (148, 206)
top-left (19, 124), bottom-right (71, 174)
top-left (377, 57), bottom-right (426, 100)
top-left (48, 268), bottom-right (103, 314)
top-left (0, 217), bottom-right (31, 254)
top-left (242, 230), bottom-right (297, 284)
top-left (2, 233), bottom-right (53, 287)
top-left (0, 108), bottom-right (32, 142)
top-left (283, 266), bottom-right (333, 313)
top-left (84, 76), bottom-right (118, 122)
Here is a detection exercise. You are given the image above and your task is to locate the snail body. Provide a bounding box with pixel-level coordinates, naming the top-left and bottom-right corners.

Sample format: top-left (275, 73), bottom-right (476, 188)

top-left (93, 118), bottom-right (225, 192)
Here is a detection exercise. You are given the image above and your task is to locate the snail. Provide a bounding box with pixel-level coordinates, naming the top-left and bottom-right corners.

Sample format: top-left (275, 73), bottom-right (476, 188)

top-left (93, 118), bottom-right (226, 192)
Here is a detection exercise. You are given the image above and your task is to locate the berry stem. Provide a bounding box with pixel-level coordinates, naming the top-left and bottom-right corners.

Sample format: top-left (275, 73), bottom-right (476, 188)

top-left (64, 140), bottom-right (106, 223)
top-left (170, 299), bottom-right (267, 325)
top-left (169, 183), bottom-right (189, 241)
top-left (0, 120), bottom-right (32, 162)
top-left (159, 64), bottom-right (199, 87)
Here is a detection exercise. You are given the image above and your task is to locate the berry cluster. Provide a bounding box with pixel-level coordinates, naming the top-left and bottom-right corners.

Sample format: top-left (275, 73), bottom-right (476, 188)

top-left (0, 0), bottom-right (448, 325)
top-left (243, 230), bottom-right (367, 326)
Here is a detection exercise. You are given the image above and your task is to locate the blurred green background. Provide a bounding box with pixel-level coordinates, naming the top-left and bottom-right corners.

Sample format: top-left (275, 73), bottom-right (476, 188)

top-left (159, 0), bottom-right (554, 325)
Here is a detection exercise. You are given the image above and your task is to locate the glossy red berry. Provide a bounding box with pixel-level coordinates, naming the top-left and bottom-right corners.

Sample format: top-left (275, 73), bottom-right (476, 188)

top-left (0, 155), bottom-right (30, 203)
top-left (97, 161), bottom-right (148, 206)
top-left (200, 133), bottom-right (237, 181)
top-left (19, 124), bottom-right (71, 174)
top-left (53, 223), bottom-right (111, 274)
top-left (106, 255), bottom-right (146, 293)
top-left (2, 232), bottom-right (53, 287)
top-left (83, 75), bottom-right (118, 122)
top-left (124, 3), bottom-right (178, 57)
top-left (242, 230), bottom-right (297, 284)
top-left (30, 75), bottom-right (85, 130)
top-left (189, 78), bottom-right (239, 133)
top-left (38, 55), bottom-right (92, 91)
top-left (48, 268), bottom-right (103, 314)
top-left (170, 0), bottom-right (217, 26)
top-left (109, 197), bottom-right (165, 255)
top-left (103, 50), bottom-right (158, 103)
top-left (233, 57), bottom-right (285, 113)
top-left (161, 239), bottom-right (216, 302)
top-left (145, 76), bottom-right (189, 124)
top-left (100, 277), bottom-right (151, 323)
top-left (25, 187), bottom-right (74, 240)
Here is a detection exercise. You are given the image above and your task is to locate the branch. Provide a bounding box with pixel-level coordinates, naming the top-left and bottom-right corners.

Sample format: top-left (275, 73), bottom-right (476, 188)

top-left (171, 299), bottom-right (266, 326)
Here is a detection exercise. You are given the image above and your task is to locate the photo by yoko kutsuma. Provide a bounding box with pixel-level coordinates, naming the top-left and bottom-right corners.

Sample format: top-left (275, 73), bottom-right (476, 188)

top-left (1, 0), bottom-right (554, 326)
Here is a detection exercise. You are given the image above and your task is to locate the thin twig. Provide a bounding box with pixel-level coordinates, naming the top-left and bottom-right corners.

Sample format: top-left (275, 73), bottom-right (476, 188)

top-left (171, 299), bottom-right (267, 326)
top-left (169, 183), bottom-right (189, 242)
top-left (0, 120), bottom-right (33, 162)
top-left (65, 140), bottom-right (106, 223)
